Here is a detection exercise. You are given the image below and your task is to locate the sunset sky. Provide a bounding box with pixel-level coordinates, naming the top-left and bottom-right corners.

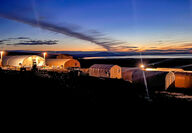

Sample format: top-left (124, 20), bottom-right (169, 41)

top-left (1, 0), bottom-right (192, 53)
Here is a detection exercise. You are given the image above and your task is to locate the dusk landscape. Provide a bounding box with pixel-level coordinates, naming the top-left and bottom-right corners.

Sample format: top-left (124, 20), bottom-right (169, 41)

top-left (1, 0), bottom-right (192, 105)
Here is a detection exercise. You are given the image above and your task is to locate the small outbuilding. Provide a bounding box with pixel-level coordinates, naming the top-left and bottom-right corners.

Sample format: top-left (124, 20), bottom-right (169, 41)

top-left (175, 72), bottom-right (192, 89)
top-left (46, 59), bottom-right (80, 69)
top-left (89, 64), bottom-right (122, 79)
top-left (2, 55), bottom-right (45, 67)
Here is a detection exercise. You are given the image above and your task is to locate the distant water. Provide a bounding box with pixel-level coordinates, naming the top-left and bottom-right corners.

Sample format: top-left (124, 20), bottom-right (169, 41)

top-left (83, 54), bottom-right (192, 59)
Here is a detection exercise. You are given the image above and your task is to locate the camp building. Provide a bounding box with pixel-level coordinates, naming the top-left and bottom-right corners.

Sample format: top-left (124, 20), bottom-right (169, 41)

top-left (46, 59), bottom-right (80, 69)
top-left (2, 55), bottom-right (45, 67)
top-left (89, 64), bottom-right (122, 79)
top-left (122, 67), bottom-right (175, 90)
top-left (175, 72), bottom-right (192, 89)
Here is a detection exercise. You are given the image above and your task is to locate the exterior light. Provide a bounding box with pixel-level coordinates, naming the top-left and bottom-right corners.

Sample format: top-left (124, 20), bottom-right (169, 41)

top-left (43, 52), bottom-right (47, 67)
top-left (1, 51), bottom-right (4, 60)
top-left (140, 64), bottom-right (145, 69)
top-left (43, 52), bottom-right (47, 59)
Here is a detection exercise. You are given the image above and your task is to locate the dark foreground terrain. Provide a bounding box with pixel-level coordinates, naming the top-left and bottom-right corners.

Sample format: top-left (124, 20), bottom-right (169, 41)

top-left (0, 70), bottom-right (143, 106)
top-left (1, 69), bottom-right (192, 107)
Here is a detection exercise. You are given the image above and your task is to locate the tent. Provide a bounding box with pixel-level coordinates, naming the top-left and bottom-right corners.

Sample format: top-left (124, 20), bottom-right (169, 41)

top-left (175, 72), bottom-right (192, 89)
top-left (121, 67), bottom-right (140, 82)
top-left (46, 59), bottom-right (80, 69)
top-left (2, 55), bottom-right (45, 67)
top-left (133, 70), bottom-right (173, 90)
top-left (122, 67), bottom-right (174, 90)
top-left (89, 64), bottom-right (122, 79)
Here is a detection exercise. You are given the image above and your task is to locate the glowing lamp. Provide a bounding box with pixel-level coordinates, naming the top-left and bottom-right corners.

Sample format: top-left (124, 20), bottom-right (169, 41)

top-left (140, 64), bottom-right (145, 69)
top-left (1, 51), bottom-right (4, 60)
top-left (43, 52), bottom-right (47, 59)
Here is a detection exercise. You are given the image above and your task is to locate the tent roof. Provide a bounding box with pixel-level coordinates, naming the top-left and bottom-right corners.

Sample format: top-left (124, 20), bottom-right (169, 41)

top-left (2, 55), bottom-right (44, 67)
top-left (3, 55), bottom-right (42, 60)
top-left (121, 67), bottom-right (140, 72)
top-left (90, 64), bottom-right (118, 70)
top-left (46, 59), bottom-right (77, 64)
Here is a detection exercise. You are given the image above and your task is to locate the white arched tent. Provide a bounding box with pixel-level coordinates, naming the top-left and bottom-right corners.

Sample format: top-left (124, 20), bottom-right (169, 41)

top-left (2, 55), bottom-right (45, 67)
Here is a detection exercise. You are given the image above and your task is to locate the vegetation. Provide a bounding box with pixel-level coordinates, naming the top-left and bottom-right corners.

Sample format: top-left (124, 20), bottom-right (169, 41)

top-left (0, 69), bottom-right (192, 106)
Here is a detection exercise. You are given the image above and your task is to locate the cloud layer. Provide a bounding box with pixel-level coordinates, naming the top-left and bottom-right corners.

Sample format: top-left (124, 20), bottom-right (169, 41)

top-left (9, 40), bottom-right (58, 46)
top-left (0, 37), bottom-right (58, 46)
top-left (0, 13), bottom-right (128, 51)
top-left (8, 37), bottom-right (30, 40)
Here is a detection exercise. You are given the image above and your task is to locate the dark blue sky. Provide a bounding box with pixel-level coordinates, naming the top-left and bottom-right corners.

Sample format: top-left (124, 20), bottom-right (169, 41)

top-left (0, 0), bottom-right (192, 52)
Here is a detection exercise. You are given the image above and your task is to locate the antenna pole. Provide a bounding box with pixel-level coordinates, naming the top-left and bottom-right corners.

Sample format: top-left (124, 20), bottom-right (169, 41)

top-left (140, 52), bottom-right (151, 101)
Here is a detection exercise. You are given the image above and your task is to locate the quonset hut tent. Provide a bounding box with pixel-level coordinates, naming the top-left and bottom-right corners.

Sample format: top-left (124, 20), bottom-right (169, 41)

top-left (147, 69), bottom-right (192, 89)
top-left (2, 55), bottom-right (45, 67)
top-left (46, 59), bottom-right (80, 69)
top-left (122, 67), bottom-right (174, 90)
top-left (121, 67), bottom-right (140, 82)
top-left (175, 72), bottom-right (192, 89)
top-left (89, 64), bottom-right (122, 79)
top-left (133, 70), bottom-right (174, 90)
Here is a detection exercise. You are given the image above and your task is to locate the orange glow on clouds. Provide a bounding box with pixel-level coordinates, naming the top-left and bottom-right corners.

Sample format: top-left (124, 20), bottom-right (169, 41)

top-left (2, 40), bottom-right (192, 52)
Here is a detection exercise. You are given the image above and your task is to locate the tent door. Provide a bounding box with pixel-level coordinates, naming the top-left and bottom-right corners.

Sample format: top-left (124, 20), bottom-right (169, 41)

top-left (32, 59), bottom-right (37, 66)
